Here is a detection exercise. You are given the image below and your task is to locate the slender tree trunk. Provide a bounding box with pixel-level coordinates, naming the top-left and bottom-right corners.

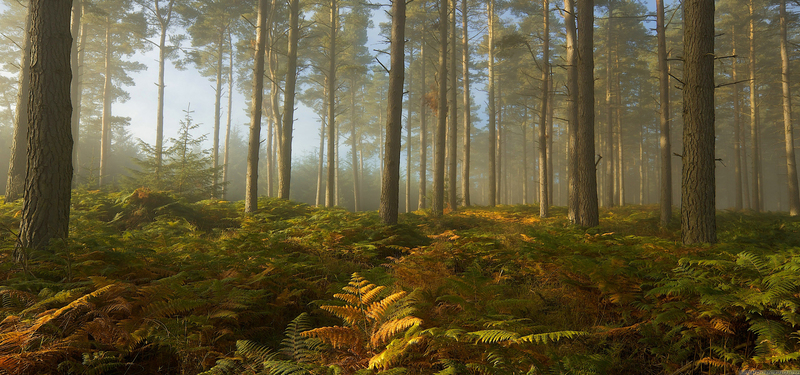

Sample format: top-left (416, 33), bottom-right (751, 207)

top-left (379, 0), bottom-right (405, 224)
top-left (432, 0), bottom-right (448, 216)
top-left (223, 32), bottom-right (233, 200)
top-left (539, 0), bottom-right (550, 217)
top-left (245, 0), bottom-right (269, 213)
top-left (350, 77), bottom-right (360, 210)
top-left (70, 0), bottom-right (82, 182)
top-left (780, 0), bottom-right (800, 215)
top-left (615, 57), bottom-right (624, 206)
top-left (461, 0), bottom-right (471, 207)
top-left (547, 70), bottom-right (554, 205)
top-left (574, 0), bottom-right (599, 227)
top-left (6, 7), bottom-right (32, 202)
top-left (99, 20), bottom-right (112, 188)
top-left (732, 25), bottom-right (742, 210)
top-left (418, 43), bottom-right (428, 209)
top-left (406, 62), bottom-right (413, 213)
top-left (212, 31), bottom-right (225, 197)
top-left (447, 0), bottom-right (457, 210)
top-left (749, 0), bottom-right (761, 212)
top-left (17, 0), bottom-right (73, 253)
top-left (639, 119), bottom-right (644, 204)
top-left (326, 0), bottom-right (338, 207)
top-left (279, 0), bottom-right (300, 200)
top-left (523, 106), bottom-right (528, 205)
top-left (657, 0), bottom-right (672, 224)
top-left (154, 0), bottom-right (175, 184)
top-left (487, 0), bottom-right (497, 207)
top-left (564, 0), bottom-right (578, 221)
top-left (681, 0), bottom-right (716, 244)
top-left (316, 84), bottom-right (327, 206)
top-left (604, 3), bottom-right (614, 208)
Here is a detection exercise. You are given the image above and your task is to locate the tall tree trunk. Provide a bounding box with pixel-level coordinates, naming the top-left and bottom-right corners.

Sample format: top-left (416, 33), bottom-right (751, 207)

top-left (406, 63), bottom-right (413, 213)
top-left (6, 7), bottom-right (32, 202)
top-left (780, 0), bottom-right (800, 215)
top-left (350, 77), bottom-right (360, 210)
top-left (564, 0), bottom-right (578, 222)
top-left (657, 0), bottom-right (672, 224)
top-left (523, 106), bottom-right (528, 205)
top-left (539, 0), bottom-right (550, 217)
top-left (749, 0), bottom-right (761, 212)
top-left (681, 0), bottom-right (716, 244)
top-left (461, 0), bottom-right (471, 207)
top-left (266, 101), bottom-right (274, 196)
top-left (155, 0), bottom-right (175, 184)
top-left (487, 0), bottom-right (497, 207)
top-left (379, 0), bottom-right (405, 224)
top-left (447, 0), bottom-right (457, 210)
top-left (615, 55), bottom-right (624, 207)
top-left (223, 32), bottom-right (233, 200)
top-left (326, 0), bottom-right (338, 207)
top-left (418, 43), bottom-right (428, 209)
top-left (732, 25), bottom-right (742, 210)
top-left (432, 0), bottom-right (448, 216)
top-left (99, 20), bottom-right (112, 188)
top-left (70, 0), bottom-right (82, 182)
top-left (17, 0), bottom-right (73, 253)
top-left (245, 0), bottom-right (269, 213)
top-left (213, 30), bottom-right (224, 197)
top-left (547, 69), bottom-right (554, 205)
top-left (574, 0), bottom-right (599, 227)
top-left (603, 3), bottom-right (614, 208)
top-left (316, 84), bottom-right (327, 206)
top-left (279, 0), bottom-right (300, 200)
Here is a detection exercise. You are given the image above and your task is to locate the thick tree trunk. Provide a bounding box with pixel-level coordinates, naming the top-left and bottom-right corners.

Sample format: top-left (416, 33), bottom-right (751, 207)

top-left (447, 0), bottom-right (457, 210)
top-left (279, 0), bottom-right (300, 200)
top-left (780, 0), bottom-right (800, 215)
top-left (461, 0), bottom-right (471, 207)
top-left (574, 0), bottom-right (599, 227)
top-left (432, 0), bottom-right (448, 216)
top-left (487, 0), bottom-right (497, 207)
top-left (564, 0), bottom-right (578, 222)
top-left (379, 0), bottom-right (405, 224)
top-left (681, 0), bottom-right (716, 244)
top-left (245, 0), bottom-right (269, 213)
top-left (6, 7), bottom-right (33, 202)
top-left (326, 0), bottom-right (338, 207)
top-left (418, 44), bottom-right (427, 209)
top-left (99, 21), bottom-right (112, 188)
top-left (603, 4), bottom-right (614, 208)
top-left (17, 0), bottom-right (73, 253)
top-left (70, 0), bottom-right (82, 181)
top-left (539, 0), bottom-right (549, 217)
top-left (657, 0), bottom-right (672, 224)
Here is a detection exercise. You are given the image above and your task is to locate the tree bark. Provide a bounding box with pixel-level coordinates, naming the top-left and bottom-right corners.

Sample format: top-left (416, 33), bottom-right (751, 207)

top-left (432, 0), bottom-right (448, 216)
top-left (99, 20), bottom-right (112, 188)
top-left (732, 24), bottom-right (742, 210)
top-left (70, 0), bottom-right (82, 181)
top-left (6, 6), bottom-right (33, 202)
top-left (574, 0), bottom-right (599, 227)
top-left (780, 0), bottom-right (800, 215)
top-left (749, 0), bottom-right (761, 212)
top-left (316, 83), bottom-right (327, 206)
top-left (326, 0), bottom-right (338, 207)
top-left (279, 0), bottom-right (300, 200)
top-left (213, 30), bottom-right (224, 197)
top-left (657, 0), bottom-right (672, 225)
top-left (447, 0), bottom-right (457, 210)
top-left (539, 0), bottom-right (550, 217)
top-left (603, 3), bottom-right (614, 208)
top-left (380, 0), bottom-right (405, 224)
top-left (564, 0), bottom-right (578, 222)
top-left (17, 0), bottom-right (73, 253)
top-left (681, 0), bottom-right (716, 244)
top-left (155, 0), bottom-right (175, 184)
top-left (418, 43), bottom-right (427, 209)
top-left (487, 0), bottom-right (497, 207)
top-left (350, 77), bottom-right (360, 210)
top-left (223, 32), bottom-right (233, 200)
top-left (547, 68), bottom-right (554, 205)
top-left (461, 0), bottom-right (471, 207)
top-left (244, 0), bottom-right (269, 213)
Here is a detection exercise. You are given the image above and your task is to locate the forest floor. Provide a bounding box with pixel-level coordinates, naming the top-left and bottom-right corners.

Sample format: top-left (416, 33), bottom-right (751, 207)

top-left (0, 189), bottom-right (799, 374)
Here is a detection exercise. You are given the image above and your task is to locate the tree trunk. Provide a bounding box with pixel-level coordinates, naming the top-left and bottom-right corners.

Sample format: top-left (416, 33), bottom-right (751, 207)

top-left (732, 24), bottom-right (742, 210)
top-left (6, 7), bottom-right (33, 202)
top-left (279, 0), bottom-right (300, 200)
top-left (615, 55), bottom-right (624, 207)
top-left (539, 0), bottom-right (550, 217)
top-left (603, 3), bottom-right (614, 208)
top-left (17, 0), bottom-right (73, 253)
top-left (244, 0), bottom-right (269, 213)
top-left (547, 69), bottom-right (554, 205)
top-left (212, 30), bottom-right (224, 197)
top-left (326, 0), bottom-right (338, 207)
top-left (265, 101), bottom-right (274, 196)
top-left (418, 43), bottom-right (428, 209)
top-left (223, 32), bottom-right (233, 200)
top-left (564, 0), bottom-right (578, 222)
top-left (379, 0), bottom-right (405, 224)
top-left (154, 0), bottom-right (175, 184)
top-left (432, 0), bottom-right (448, 216)
top-left (350, 77), bottom-right (360, 211)
top-left (447, 0), bottom-right (457, 210)
top-left (749, 0), bottom-right (761, 212)
top-left (487, 0), bottom-right (497, 207)
top-left (657, 0), bottom-right (672, 224)
top-left (523, 106), bottom-right (528, 205)
top-left (406, 61), bottom-right (413, 213)
top-left (681, 0), bottom-right (716, 244)
top-left (574, 0), bottom-right (599, 227)
top-left (70, 0), bottom-right (82, 182)
top-left (461, 0), bottom-right (471, 207)
top-left (780, 0), bottom-right (800, 215)
top-left (316, 83), bottom-right (327, 206)
top-left (99, 20), bottom-right (112, 188)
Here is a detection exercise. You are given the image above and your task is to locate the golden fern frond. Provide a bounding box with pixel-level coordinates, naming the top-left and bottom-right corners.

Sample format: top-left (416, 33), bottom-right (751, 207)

top-left (360, 285), bottom-right (386, 305)
top-left (302, 326), bottom-right (361, 349)
top-left (370, 316), bottom-right (422, 347)
top-left (467, 329), bottom-right (520, 344)
top-left (333, 293), bottom-right (362, 306)
top-left (515, 330), bottom-right (587, 345)
top-left (366, 292), bottom-right (406, 321)
top-left (321, 305), bottom-right (365, 325)
top-left (342, 273), bottom-right (370, 295)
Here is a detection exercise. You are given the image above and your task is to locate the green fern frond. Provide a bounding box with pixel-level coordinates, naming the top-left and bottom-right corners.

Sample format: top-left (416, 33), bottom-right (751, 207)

top-left (281, 313), bottom-right (322, 363)
top-left (0, 289), bottom-right (36, 308)
top-left (736, 252), bottom-right (770, 275)
top-left (467, 329), bottom-right (520, 344)
top-left (515, 330), bottom-right (587, 345)
top-left (263, 360), bottom-right (318, 375)
top-left (236, 339), bottom-right (275, 363)
top-left (143, 298), bottom-right (204, 318)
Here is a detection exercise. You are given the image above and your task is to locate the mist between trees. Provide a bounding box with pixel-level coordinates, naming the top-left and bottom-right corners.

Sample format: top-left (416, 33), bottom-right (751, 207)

top-left (1, 0), bottom-right (799, 222)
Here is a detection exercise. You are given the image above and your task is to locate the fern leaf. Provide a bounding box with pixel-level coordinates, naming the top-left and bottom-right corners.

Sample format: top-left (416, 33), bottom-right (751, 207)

top-left (302, 326), bottom-right (361, 349)
top-left (467, 329), bottom-right (520, 344)
top-left (360, 285), bottom-right (386, 305)
top-left (333, 293), bottom-right (362, 306)
top-left (236, 339), bottom-right (275, 363)
top-left (280, 313), bottom-right (321, 363)
top-left (366, 292), bottom-right (406, 321)
top-left (321, 305), bottom-right (365, 326)
top-left (515, 330), bottom-right (587, 345)
top-left (371, 316), bottom-right (422, 347)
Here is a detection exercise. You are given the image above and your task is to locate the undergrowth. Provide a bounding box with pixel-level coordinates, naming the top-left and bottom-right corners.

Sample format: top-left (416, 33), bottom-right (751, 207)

top-left (1, 190), bottom-right (799, 374)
